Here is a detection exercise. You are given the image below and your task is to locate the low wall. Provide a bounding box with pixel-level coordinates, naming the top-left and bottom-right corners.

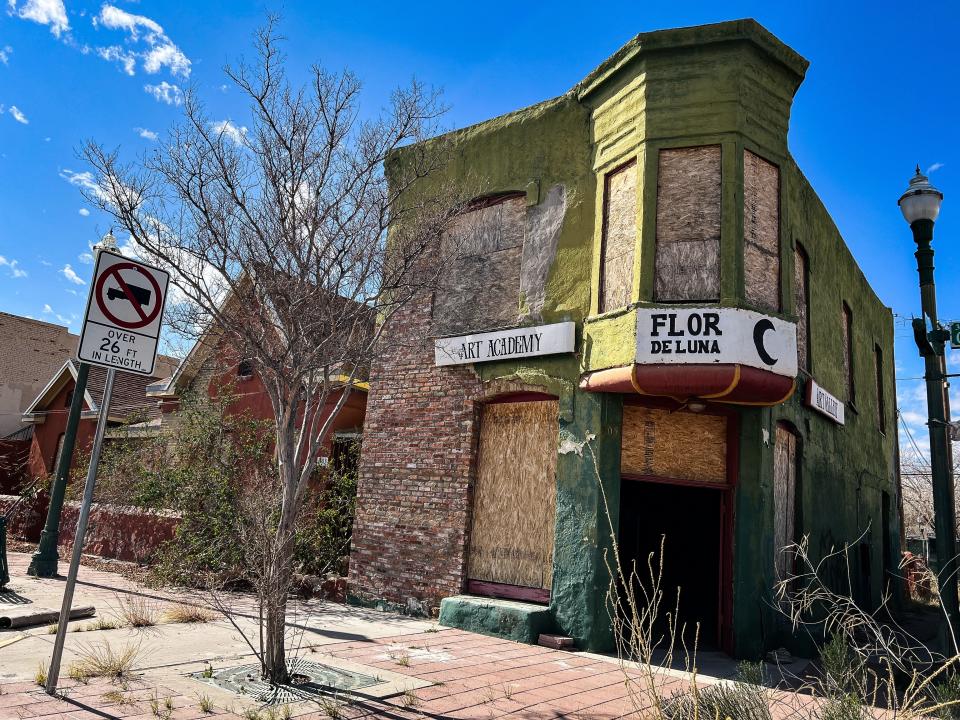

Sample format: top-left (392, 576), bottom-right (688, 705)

top-left (0, 494), bottom-right (179, 564)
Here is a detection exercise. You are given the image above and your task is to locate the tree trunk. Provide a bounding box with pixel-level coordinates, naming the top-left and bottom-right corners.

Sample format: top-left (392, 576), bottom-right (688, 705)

top-left (263, 594), bottom-right (289, 684)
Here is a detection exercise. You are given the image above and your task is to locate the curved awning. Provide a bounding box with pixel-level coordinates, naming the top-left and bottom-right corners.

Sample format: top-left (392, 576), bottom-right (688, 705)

top-left (580, 363), bottom-right (795, 406)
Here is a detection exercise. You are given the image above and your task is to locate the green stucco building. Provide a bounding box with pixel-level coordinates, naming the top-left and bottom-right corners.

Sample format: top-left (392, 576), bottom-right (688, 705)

top-left (349, 19), bottom-right (901, 659)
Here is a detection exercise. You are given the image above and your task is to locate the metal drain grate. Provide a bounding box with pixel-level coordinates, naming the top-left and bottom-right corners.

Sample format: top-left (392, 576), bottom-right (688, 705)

top-left (191, 658), bottom-right (381, 705)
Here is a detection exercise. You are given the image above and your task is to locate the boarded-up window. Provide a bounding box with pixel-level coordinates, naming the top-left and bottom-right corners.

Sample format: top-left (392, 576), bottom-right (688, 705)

top-left (875, 344), bottom-right (886, 434)
top-left (621, 405), bottom-right (726, 484)
top-left (744, 151), bottom-right (781, 312)
top-left (795, 244), bottom-right (811, 372)
top-left (467, 400), bottom-right (558, 591)
top-left (774, 424), bottom-right (798, 580)
top-left (842, 302), bottom-right (855, 403)
top-left (599, 161), bottom-right (637, 312)
top-left (655, 146), bottom-right (722, 302)
top-left (435, 194), bottom-right (525, 335)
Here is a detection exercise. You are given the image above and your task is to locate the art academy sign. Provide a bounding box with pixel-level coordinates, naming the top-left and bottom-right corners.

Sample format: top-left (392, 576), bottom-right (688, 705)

top-left (636, 308), bottom-right (798, 378)
top-left (435, 322), bottom-right (575, 366)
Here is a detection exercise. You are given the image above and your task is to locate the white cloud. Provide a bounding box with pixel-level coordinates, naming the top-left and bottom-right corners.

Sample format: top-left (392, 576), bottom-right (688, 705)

top-left (42, 303), bottom-right (72, 324)
top-left (0, 255), bottom-right (27, 278)
top-left (210, 119), bottom-right (248, 145)
top-left (0, 46), bottom-right (12, 64)
top-left (8, 0), bottom-right (69, 38)
top-left (97, 45), bottom-right (136, 75)
top-left (8, 105), bottom-right (28, 124)
top-left (78, 251), bottom-right (94, 264)
top-left (61, 263), bottom-right (86, 285)
top-left (134, 126), bottom-right (158, 141)
top-left (78, 207), bottom-right (90, 216)
top-left (144, 81), bottom-right (182, 106)
top-left (94, 5), bottom-right (191, 78)
top-left (927, 162), bottom-right (945, 174)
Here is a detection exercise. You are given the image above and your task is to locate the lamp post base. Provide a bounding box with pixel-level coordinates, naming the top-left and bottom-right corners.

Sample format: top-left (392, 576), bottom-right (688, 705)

top-left (26, 532), bottom-right (60, 578)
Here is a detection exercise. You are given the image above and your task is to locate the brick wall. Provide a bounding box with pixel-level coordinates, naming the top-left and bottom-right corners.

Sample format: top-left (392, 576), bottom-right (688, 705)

top-left (349, 295), bottom-right (482, 612)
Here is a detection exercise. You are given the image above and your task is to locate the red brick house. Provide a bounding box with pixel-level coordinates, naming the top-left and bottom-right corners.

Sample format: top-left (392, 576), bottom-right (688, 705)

top-left (21, 357), bottom-right (178, 480)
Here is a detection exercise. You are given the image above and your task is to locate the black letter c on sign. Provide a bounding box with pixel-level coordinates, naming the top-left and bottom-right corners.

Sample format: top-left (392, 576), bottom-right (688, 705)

top-left (753, 319), bottom-right (777, 366)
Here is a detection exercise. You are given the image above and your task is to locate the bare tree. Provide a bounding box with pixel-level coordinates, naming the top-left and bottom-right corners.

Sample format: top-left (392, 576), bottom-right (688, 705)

top-left (80, 17), bottom-right (463, 684)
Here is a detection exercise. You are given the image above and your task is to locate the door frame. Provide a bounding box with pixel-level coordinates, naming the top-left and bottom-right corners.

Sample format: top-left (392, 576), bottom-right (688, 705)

top-left (620, 396), bottom-right (739, 654)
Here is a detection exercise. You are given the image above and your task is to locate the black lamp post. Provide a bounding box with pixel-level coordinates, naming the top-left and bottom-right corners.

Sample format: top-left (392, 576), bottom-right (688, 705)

top-left (899, 167), bottom-right (959, 640)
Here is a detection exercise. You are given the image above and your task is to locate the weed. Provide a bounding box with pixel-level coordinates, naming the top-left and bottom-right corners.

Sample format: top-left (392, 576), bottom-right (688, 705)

top-left (34, 662), bottom-right (47, 687)
top-left (317, 694), bottom-right (344, 719)
top-left (202, 663), bottom-right (214, 678)
top-left (280, 705), bottom-right (292, 720)
top-left (425, 626), bottom-right (439, 633)
top-left (46, 623), bottom-right (58, 635)
top-left (242, 708), bottom-right (261, 720)
top-left (401, 689), bottom-right (420, 709)
top-left (101, 690), bottom-right (126, 704)
top-left (197, 694), bottom-right (215, 714)
top-left (164, 696), bottom-right (175, 712)
top-left (502, 682), bottom-right (517, 700)
top-left (118, 594), bottom-right (160, 628)
top-left (86, 617), bottom-right (121, 632)
top-left (149, 691), bottom-right (171, 720)
top-left (67, 639), bottom-right (141, 681)
top-left (164, 602), bottom-right (217, 624)
top-left (388, 650), bottom-right (411, 667)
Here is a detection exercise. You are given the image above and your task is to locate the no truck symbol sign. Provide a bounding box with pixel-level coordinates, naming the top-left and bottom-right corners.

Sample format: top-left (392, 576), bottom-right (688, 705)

top-left (77, 249), bottom-right (170, 375)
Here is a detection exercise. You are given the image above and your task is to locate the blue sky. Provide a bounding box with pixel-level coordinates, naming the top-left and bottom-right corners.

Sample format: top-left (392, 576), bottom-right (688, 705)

top-left (1, 0), bottom-right (958, 460)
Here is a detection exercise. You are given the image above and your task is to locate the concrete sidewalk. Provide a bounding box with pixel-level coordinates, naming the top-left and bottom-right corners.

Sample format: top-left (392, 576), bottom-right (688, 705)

top-left (0, 552), bottom-right (820, 719)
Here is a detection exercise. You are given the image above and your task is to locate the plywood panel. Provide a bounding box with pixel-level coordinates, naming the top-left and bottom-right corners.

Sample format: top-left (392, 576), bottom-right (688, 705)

top-left (773, 425), bottom-right (797, 580)
top-left (435, 195), bottom-right (525, 335)
top-left (467, 400), bottom-right (558, 590)
top-left (600, 162), bottom-right (637, 312)
top-left (744, 150), bottom-right (781, 312)
top-left (794, 245), bottom-right (809, 371)
top-left (621, 405), bottom-right (726, 484)
top-left (655, 146), bottom-right (722, 302)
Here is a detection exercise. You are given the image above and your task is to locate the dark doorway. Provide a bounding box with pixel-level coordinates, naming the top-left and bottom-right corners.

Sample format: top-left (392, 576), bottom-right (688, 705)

top-left (618, 479), bottom-right (722, 648)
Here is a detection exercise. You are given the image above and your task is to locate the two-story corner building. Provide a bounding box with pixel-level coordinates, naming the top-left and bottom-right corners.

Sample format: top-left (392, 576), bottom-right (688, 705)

top-left (348, 19), bottom-right (901, 659)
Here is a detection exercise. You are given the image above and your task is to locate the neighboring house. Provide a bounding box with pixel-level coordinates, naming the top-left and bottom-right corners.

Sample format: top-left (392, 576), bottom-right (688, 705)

top-left (21, 357), bottom-right (177, 479)
top-left (0, 312), bottom-right (77, 438)
top-left (349, 19), bottom-right (900, 660)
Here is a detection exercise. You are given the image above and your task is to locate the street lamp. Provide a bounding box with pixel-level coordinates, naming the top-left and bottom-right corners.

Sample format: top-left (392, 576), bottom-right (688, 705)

top-left (899, 166), bottom-right (959, 641)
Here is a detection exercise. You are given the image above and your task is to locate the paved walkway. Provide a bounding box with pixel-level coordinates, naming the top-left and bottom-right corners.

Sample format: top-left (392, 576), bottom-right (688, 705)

top-left (0, 552), bottom-right (820, 719)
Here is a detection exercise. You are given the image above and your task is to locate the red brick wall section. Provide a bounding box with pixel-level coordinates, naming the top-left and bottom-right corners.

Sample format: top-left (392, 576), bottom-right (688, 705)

top-left (0, 494), bottom-right (178, 564)
top-left (349, 295), bottom-right (484, 613)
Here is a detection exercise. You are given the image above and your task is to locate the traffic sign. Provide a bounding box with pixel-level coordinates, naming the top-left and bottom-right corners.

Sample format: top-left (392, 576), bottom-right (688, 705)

top-left (951, 321), bottom-right (960, 350)
top-left (77, 249), bottom-right (170, 375)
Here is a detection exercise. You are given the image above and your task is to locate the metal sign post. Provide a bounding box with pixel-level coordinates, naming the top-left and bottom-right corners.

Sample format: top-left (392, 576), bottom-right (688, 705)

top-left (44, 250), bottom-right (169, 694)
top-left (44, 367), bottom-right (116, 694)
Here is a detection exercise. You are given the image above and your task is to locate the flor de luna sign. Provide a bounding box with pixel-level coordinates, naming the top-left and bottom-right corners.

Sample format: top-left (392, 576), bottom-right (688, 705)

top-left (435, 321), bottom-right (576, 366)
top-left (635, 308), bottom-right (798, 378)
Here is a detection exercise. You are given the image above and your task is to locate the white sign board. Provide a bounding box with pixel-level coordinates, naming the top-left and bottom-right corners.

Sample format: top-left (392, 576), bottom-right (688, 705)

top-left (77, 249), bottom-right (170, 376)
top-left (805, 379), bottom-right (845, 425)
top-left (435, 321), bottom-right (575, 366)
top-left (636, 308), bottom-right (798, 378)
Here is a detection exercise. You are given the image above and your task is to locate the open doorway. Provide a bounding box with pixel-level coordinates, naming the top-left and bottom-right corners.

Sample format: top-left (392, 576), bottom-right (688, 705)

top-left (619, 479), bottom-right (723, 647)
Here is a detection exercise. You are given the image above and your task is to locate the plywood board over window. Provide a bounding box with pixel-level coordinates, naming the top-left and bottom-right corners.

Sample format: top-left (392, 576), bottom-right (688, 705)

top-left (435, 195), bottom-right (525, 336)
top-left (467, 400), bottom-right (559, 593)
top-left (600, 161), bottom-right (637, 312)
top-left (621, 405), bottom-right (727, 484)
top-left (655, 146), bottom-right (722, 302)
top-left (773, 424), bottom-right (797, 580)
top-left (744, 151), bottom-right (781, 312)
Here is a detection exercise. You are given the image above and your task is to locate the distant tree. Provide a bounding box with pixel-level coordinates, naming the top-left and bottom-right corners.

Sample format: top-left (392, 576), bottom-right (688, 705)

top-left (80, 17), bottom-right (463, 684)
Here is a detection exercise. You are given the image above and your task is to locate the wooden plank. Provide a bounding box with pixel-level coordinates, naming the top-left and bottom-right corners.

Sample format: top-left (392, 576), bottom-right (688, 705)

top-left (744, 150), bottom-right (781, 312)
top-left (465, 580), bottom-right (550, 604)
top-left (620, 405), bottom-right (726, 484)
top-left (773, 424), bottom-right (797, 580)
top-left (600, 161), bottom-right (637, 312)
top-left (655, 146), bottom-right (722, 302)
top-left (467, 400), bottom-right (558, 591)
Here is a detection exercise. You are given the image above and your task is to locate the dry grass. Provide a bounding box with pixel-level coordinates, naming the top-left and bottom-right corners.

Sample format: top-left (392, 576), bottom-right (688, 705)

top-left (163, 602), bottom-right (217, 624)
top-left (34, 662), bottom-right (47, 687)
top-left (196, 693), bottom-right (215, 714)
top-left (118, 595), bottom-right (160, 628)
top-left (66, 639), bottom-right (142, 682)
top-left (401, 689), bottom-right (420, 709)
top-left (86, 616), bottom-right (122, 631)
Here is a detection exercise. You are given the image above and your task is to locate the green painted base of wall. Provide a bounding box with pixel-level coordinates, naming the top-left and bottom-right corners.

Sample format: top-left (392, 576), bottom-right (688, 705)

top-left (439, 595), bottom-right (556, 644)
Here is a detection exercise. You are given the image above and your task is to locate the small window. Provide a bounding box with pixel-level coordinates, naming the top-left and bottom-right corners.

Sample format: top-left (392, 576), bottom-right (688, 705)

top-left (64, 389), bottom-right (74, 408)
top-left (875, 344), bottom-right (886, 433)
top-left (794, 244), bottom-right (811, 372)
top-left (238, 359), bottom-right (254, 379)
top-left (842, 302), bottom-right (855, 404)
